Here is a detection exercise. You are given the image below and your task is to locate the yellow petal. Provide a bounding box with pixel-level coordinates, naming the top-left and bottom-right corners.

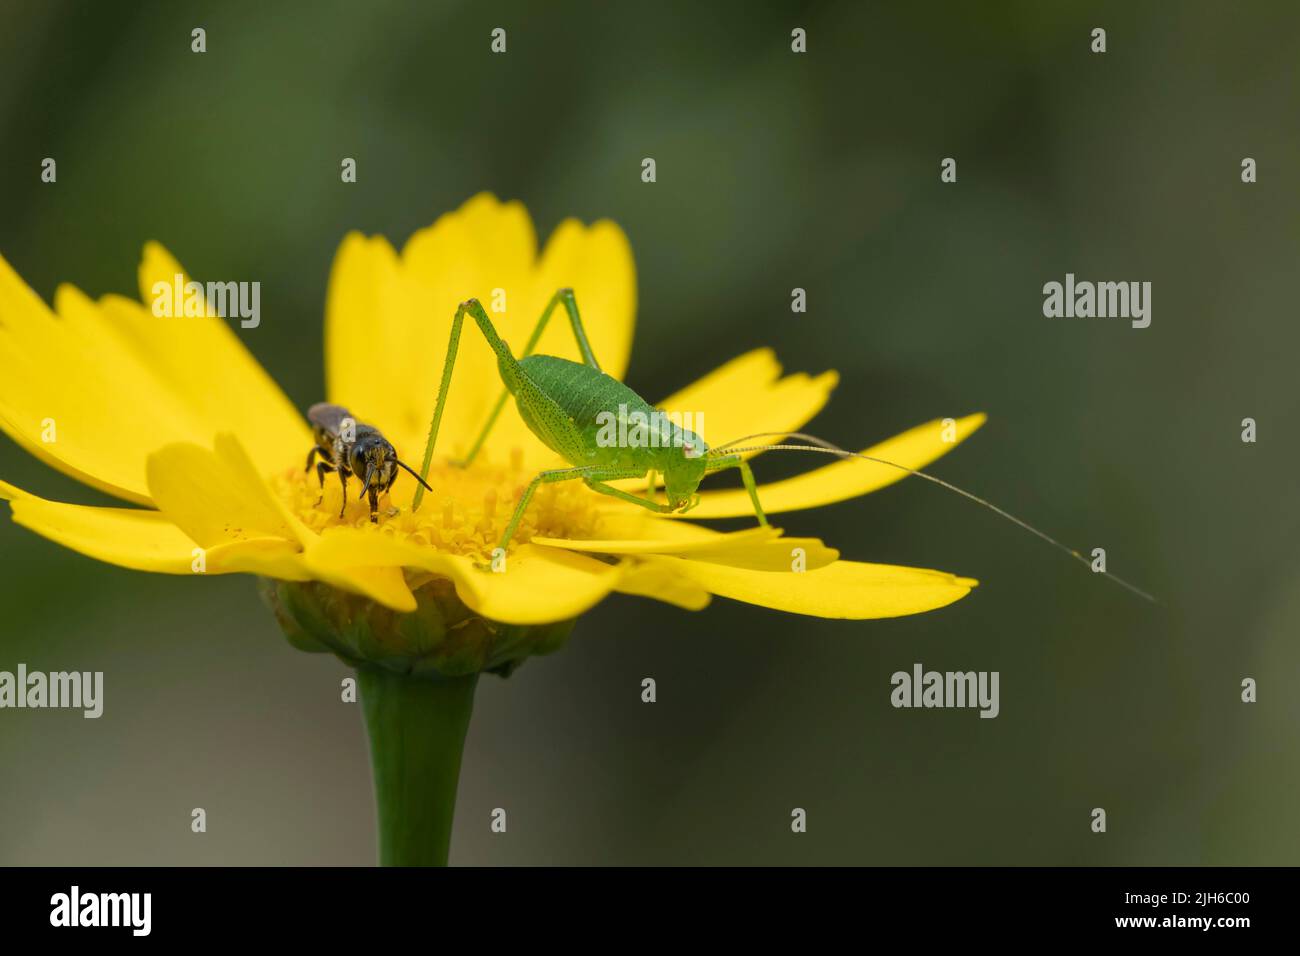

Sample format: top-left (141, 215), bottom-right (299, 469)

top-left (210, 433), bottom-right (315, 546)
top-left (687, 412), bottom-right (987, 518)
top-left (142, 439), bottom-right (422, 606)
top-left (534, 521), bottom-right (836, 572)
top-left (316, 562), bottom-right (419, 614)
top-left (456, 544), bottom-right (622, 625)
top-left (304, 529), bottom-right (621, 624)
top-left (614, 560), bottom-right (711, 611)
top-left (325, 232), bottom-right (437, 449)
top-left (532, 522), bottom-right (781, 555)
top-left (440, 212), bottom-right (638, 467)
top-left (527, 216), bottom-right (636, 380)
top-left (0, 479), bottom-right (308, 578)
top-left (325, 193), bottom-right (637, 471)
top-left (0, 398), bottom-right (153, 505)
top-left (202, 538), bottom-right (314, 578)
top-left (396, 195), bottom-right (545, 456)
top-left (145, 435), bottom-right (312, 548)
top-left (653, 555), bottom-right (977, 619)
top-left (658, 347), bottom-right (782, 410)
top-left (130, 243), bottom-right (309, 460)
top-left (677, 538), bottom-right (840, 571)
top-left (654, 347), bottom-right (838, 457)
top-left (0, 258), bottom-right (210, 503)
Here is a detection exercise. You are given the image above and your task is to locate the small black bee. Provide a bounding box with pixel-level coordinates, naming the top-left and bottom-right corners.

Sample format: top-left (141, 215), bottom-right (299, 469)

top-left (306, 403), bottom-right (432, 523)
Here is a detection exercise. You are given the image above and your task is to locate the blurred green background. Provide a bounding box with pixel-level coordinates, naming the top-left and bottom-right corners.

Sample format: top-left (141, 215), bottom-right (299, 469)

top-left (1, 0), bottom-right (1297, 865)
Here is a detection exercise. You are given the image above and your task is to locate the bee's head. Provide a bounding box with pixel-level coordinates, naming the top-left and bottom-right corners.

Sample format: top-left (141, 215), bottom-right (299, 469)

top-left (349, 435), bottom-right (398, 489)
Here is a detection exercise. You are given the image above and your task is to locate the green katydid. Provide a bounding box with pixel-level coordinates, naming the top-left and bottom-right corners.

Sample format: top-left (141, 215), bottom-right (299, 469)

top-left (411, 290), bottom-right (1155, 602)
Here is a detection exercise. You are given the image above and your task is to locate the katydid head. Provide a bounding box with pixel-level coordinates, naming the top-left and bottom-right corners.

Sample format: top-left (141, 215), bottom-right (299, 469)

top-left (660, 429), bottom-right (708, 511)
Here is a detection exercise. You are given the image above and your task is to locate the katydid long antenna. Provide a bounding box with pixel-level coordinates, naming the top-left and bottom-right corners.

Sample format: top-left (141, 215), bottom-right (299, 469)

top-left (707, 430), bottom-right (1157, 604)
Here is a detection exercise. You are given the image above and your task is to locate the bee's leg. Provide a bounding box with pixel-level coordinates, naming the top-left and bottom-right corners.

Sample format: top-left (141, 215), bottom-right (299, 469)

top-left (305, 446), bottom-right (318, 472)
top-left (313, 462), bottom-right (335, 506)
top-left (367, 485), bottom-right (380, 523)
top-left (337, 468), bottom-right (349, 519)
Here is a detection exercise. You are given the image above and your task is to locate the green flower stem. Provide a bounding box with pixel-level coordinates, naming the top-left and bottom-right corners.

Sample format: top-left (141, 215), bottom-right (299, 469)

top-left (358, 667), bottom-right (479, 866)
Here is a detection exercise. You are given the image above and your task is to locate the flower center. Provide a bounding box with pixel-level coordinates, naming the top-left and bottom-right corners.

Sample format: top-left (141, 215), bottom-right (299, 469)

top-left (274, 450), bottom-right (603, 558)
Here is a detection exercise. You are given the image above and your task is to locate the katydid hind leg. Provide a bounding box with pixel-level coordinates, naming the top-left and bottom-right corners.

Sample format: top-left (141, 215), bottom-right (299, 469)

top-left (554, 288), bottom-right (602, 371)
top-left (488, 465), bottom-right (648, 568)
top-left (582, 476), bottom-right (677, 514)
top-left (414, 298), bottom-right (520, 509)
top-left (460, 288), bottom-right (604, 467)
top-left (490, 466), bottom-right (598, 565)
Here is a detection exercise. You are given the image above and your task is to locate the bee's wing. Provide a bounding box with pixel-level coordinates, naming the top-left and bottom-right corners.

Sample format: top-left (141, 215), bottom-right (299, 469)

top-left (308, 403), bottom-right (351, 437)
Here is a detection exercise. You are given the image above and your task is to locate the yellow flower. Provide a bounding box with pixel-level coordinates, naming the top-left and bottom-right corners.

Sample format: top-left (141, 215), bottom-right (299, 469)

top-left (0, 193), bottom-right (981, 639)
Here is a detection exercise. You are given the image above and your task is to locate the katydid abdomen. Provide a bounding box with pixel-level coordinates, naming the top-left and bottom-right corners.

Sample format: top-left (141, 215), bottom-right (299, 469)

top-left (514, 354), bottom-right (689, 471)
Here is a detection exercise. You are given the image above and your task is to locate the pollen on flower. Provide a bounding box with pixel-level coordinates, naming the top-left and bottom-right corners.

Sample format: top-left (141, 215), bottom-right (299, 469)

top-left (273, 453), bottom-right (603, 558)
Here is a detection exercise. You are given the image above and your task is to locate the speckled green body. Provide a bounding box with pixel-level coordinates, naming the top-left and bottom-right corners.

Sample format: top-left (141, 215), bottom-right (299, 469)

top-left (512, 353), bottom-right (705, 479)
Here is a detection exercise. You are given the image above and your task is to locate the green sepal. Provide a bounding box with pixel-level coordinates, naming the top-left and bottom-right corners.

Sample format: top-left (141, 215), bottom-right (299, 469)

top-left (258, 575), bottom-right (576, 678)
